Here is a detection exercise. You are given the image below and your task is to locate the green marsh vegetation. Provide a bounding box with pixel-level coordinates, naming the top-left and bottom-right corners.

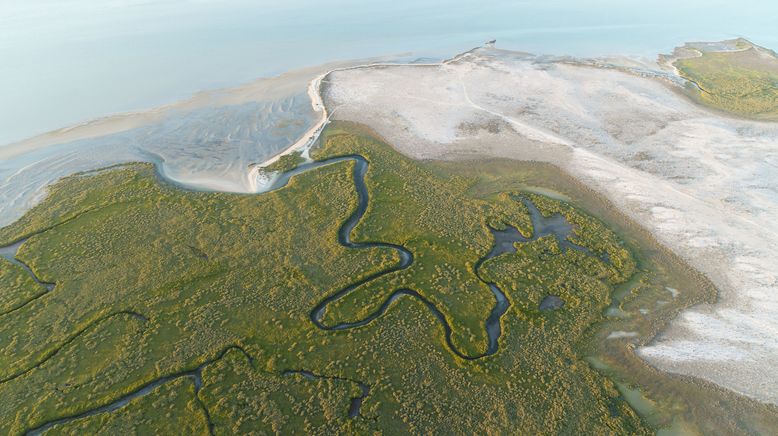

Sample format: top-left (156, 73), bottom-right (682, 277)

top-left (430, 154), bottom-right (778, 434)
top-left (1, 122), bottom-right (775, 434)
top-left (258, 151), bottom-right (306, 174)
top-left (672, 39), bottom-right (778, 120)
top-left (41, 377), bottom-right (210, 435)
top-left (0, 258), bottom-right (46, 315)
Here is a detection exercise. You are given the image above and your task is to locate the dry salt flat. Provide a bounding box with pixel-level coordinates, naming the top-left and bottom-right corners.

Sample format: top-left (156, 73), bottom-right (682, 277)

top-left (323, 47), bottom-right (778, 405)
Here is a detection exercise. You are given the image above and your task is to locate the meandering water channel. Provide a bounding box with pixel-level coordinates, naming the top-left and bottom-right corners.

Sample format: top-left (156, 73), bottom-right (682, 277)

top-left (0, 154), bottom-right (596, 432)
top-left (0, 239), bottom-right (45, 286)
top-left (25, 345), bottom-right (253, 436)
top-left (265, 154), bottom-right (593, 359)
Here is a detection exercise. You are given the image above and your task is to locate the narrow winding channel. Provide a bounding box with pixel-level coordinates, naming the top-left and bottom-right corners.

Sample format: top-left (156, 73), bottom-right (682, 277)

top-left (0, 239), bottom-right (53, 291)
top-left (266, 154), bottom-right (594, 359)
top-left (0, 155), bottom-right (594, 361)
top-left (1, 207), bottom-right (101, 317)
top-left (25, 345), bottom-right (254, 436)
top-left (1, 153), bottom-right (596, 432)
top-left (0, 238), bottom-right (56, 317)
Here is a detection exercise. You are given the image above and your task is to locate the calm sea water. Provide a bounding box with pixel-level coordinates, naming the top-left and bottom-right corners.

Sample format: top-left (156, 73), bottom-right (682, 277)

top-left (2, 0), bottom-right (777, 145)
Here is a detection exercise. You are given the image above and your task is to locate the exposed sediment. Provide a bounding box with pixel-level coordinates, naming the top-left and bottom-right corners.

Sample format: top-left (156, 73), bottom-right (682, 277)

top-left (323, 46), bottom-right (778, 405)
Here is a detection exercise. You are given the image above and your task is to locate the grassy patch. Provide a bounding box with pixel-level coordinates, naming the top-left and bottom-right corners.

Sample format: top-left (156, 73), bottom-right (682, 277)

top-left (260, 151), bottom-right (306, 174)
top-left (43, 377), bottom-right (210, 435)
top-left (0, 258), bottom-right (47, 315)
top-left (1, 122), bottom-right (745, 434)
top-left (673, 40), bottom-right (778, 119)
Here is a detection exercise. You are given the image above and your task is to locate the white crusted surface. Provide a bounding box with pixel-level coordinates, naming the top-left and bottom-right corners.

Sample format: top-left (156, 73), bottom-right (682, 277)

top-left (326, 48), bottom-right (778, 405)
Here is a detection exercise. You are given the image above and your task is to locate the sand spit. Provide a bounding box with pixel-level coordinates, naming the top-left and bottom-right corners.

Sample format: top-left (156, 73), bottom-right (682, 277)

top-left (0, 52), bottom-right (458, 226)
top-left (324, 47), bottom-right (778, 405)
top-left (0, 59), bottom-right (382, 227)
top-left (252, 49), bottom-right (482, 173)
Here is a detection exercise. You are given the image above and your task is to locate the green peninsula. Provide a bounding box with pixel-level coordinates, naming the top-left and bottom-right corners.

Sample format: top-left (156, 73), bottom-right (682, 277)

top-left (669, 38), bottom-right (778, 119)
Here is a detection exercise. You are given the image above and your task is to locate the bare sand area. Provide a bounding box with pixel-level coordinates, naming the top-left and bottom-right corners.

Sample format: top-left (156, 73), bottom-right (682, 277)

top-left (0, 58), bottom-right (383, 227)
top-left (324, 47), bottom-right (778, 405)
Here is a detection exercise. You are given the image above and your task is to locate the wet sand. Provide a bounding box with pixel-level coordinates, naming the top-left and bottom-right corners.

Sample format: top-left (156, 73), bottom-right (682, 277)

top-left (0, 58), bottom-right (379, 228)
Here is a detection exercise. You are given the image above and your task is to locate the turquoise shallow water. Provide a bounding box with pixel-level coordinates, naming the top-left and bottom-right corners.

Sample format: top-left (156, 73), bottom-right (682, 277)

top-left (1, 0), bottom-right (777, 145)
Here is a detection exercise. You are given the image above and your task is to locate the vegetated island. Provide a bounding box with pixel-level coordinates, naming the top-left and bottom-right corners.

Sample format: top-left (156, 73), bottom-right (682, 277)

top-left (663, 38), bottom-right (778, 120)
top-left (0, 123), bottom-right (776, 435)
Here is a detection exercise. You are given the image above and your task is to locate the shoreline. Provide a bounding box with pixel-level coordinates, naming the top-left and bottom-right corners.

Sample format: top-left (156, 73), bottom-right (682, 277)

top-left (0, 43), bottom-right (706, 184)
top-left (247, 47), bottom-right (485, 186)
top-left (0, 57), bottom-right (395, 161)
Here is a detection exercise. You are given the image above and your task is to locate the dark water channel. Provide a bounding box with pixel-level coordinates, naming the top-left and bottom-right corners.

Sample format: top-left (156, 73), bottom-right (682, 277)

top-left (5, 154), bottom-right (598, 432)
top-left (299, 156), bottom-right (593, 358)
top-left (0, 238), bottom-right (55, 292)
